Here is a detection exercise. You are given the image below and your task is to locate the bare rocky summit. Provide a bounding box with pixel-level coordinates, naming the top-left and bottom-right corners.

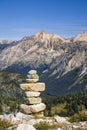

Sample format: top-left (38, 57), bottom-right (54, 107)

top-left (72, 32), bottom-right (87, 42)
top-left (0, 31), bottom-right (87, 95)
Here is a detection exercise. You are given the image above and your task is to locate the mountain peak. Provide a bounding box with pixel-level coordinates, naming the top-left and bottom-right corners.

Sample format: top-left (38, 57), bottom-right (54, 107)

top-left (34, 31), bottom-right (47, 38)
top-left (73, 32), bottom-right (87, 42)
top-left (33, 31), bottom-right (65, 42)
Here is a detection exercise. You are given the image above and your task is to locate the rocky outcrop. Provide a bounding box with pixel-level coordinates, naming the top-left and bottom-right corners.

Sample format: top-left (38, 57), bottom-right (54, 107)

top-left (0, 112), bottom-right (87, 130)
top-left (72, 32), bottom-right (87, 42)
top-left (0, 31), bottom-right (87, 96)
top-left (54, 115), bottom-right (68, 123)
top-left (20, 70), bottom-right (46, 115)
top-left (0, 31), bottom-right (86, 78)
top-left (17, 124), bottom-right (36, 130)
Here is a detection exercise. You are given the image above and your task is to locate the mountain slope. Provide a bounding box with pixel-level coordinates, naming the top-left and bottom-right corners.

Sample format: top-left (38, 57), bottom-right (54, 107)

top-left (0, 31), bottom-right (87, 96)
top-left (40, 67), bottom-right (87, 96)
top-left (0, 40), bottom-right (17, 51)
top-left (0, 70), bottom-right (26, 114)
top-left (0, 70), bottom-right (25, 98)
top-left (0, 31), bottom-right (66, 72)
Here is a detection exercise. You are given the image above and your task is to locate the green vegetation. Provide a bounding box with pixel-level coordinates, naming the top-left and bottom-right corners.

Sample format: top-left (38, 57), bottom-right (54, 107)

top-left (69, 111), bottom-right (87, 122)
top-left (0, 119), bottom-right (12, 130)
top-left (0, 70), bottom-right (87, 124)
top-left (34, 121), bottom-right (62, 130)
top-left (40, 67), bottom-right (87, 96)
top-left (0, 70), bottom-right (25, 114)
top-left (34, 122), bottom-right (50, 130)
top-left (0, 96), bottom-right (24, 114)
top-left (44, 91), bottom-right (87, 122)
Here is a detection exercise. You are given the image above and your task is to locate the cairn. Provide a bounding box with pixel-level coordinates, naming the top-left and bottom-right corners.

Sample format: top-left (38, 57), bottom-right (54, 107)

top-left (20, 70), bottom-right (46, 116)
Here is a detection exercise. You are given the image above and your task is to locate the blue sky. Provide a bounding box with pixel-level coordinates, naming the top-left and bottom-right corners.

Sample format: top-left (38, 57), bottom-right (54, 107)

top-left (0, 0), bottom-right (87, 40)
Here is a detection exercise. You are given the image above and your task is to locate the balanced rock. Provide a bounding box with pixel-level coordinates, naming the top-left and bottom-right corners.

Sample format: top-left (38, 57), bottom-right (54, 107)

top-left (25, 91), bottom-right (40, 97)
top-left (26, 79), bottom-right (39, 83)
top-left (20, 103), bottom-right (46, 114)
top-left (27, 74), bottom-right (39, 80)
top-left (30, 103), bottom-right (46, 113)
top-left (20, 104), bottom-right (32, 114)
top-left (27, 70), bottom-right (39, 82)
top-left (20, 83), bottom-right (45, 91)
top-left (28, 70), bottom-right (37, 75)
top-left (25, 97), bottom-right (42, 104)
top-left (20, 70), bottom-right (46, 115)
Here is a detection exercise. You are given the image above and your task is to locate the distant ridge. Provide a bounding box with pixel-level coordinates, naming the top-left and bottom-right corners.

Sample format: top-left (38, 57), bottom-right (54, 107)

top-left (0, 31), bottom-right (87, 96)
top-left (72, 32), bottom-right (87, 42)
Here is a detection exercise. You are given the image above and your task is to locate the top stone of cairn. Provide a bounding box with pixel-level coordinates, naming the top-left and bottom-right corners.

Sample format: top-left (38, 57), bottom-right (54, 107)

top-left (28, 70), bottom-right (37, 75)
top-left (27, 70), bottom-right (39, 83)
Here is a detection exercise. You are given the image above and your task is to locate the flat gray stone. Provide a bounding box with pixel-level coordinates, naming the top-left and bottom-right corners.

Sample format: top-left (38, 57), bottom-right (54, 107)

top-left (26, 79), bottom-right (39, 83)
top-left (25, 91), bottom-right (40, 97)
top-left (25, 97), bottom-right (42, 104)
top-left (20, 83), bottom-right (45, 92)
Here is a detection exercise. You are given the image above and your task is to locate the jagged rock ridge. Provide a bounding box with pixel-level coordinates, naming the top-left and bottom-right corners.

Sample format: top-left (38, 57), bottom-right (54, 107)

top-left (0, 31), bottom-right (87, 95)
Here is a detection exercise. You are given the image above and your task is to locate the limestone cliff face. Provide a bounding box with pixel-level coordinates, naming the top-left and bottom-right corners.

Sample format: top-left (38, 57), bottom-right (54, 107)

top-left (0, 31), bottom-right (87, 77)
top-left (0, 31), bottom-right (66, 71)
top-left (0, 31), bottom-right (87, 95)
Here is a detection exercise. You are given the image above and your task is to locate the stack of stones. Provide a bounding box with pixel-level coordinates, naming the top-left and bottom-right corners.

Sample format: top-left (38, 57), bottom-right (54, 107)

top-left (20, 70), bottom-right (46, 116)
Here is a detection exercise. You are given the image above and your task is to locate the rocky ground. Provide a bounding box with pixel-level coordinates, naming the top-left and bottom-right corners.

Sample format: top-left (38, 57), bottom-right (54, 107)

top-left (0, 112), bottom-right (87, 130)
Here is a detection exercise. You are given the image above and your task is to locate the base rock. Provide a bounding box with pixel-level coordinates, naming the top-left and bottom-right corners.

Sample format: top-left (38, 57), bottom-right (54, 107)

top-left (20, 103), bottom-right (46, 114)
top-left (30, 103), bottom-right (46, 113)
top-left (20, 104), bottom-right (32, 114)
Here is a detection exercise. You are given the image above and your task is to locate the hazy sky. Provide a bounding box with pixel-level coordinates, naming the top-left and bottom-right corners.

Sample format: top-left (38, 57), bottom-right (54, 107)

top-left (0, 0), bottom-right (87, 40)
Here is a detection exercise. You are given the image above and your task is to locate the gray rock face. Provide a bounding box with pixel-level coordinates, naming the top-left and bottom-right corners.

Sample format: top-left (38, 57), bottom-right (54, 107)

top-left (20, 83), bottom-right (45, 91)
top-left (54, 115), bottom-right (68, 123)
top-left (17, 124), bottom-right (36, 130)
top-left (0, 32), bottom-right (87, 78)
top-left (0, 32), bottom-right (87, 96)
